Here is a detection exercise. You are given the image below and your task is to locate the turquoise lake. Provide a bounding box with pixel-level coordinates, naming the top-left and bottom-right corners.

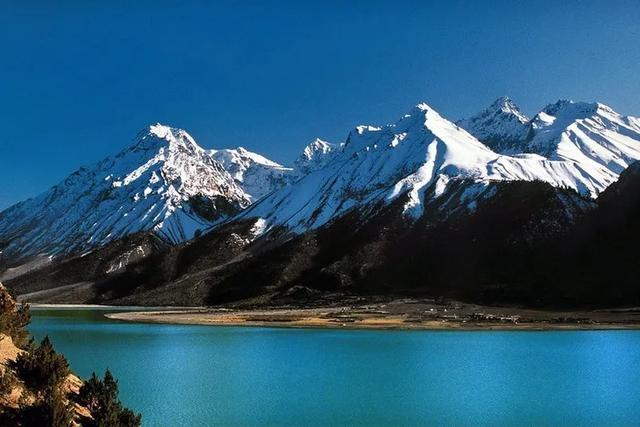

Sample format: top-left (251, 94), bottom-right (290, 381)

top-left (29, 308), bottom-right (640, 426)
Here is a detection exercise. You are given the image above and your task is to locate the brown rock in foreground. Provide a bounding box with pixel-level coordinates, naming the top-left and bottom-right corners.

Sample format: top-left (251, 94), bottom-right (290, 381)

top-left (0, 282), bottom-right (91, 425)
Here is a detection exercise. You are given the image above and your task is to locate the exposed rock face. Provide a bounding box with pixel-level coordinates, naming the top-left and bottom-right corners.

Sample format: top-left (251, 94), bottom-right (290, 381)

top-left (293, 138), bottom-right (337, 177)
top-left (208, 147), bottom-right (294, 202)
top-left (456, 96), bottom-right (530, 153)
top-left (459, 98), bottom-right (640, 189)
top-left (238, 101), bottom-right (638, 237)
top-left (5, 233), bottom-right (168, 303)
top-left (0, 282), bottom-right (91, 425)
top-left (0, 124), bottom-right (250, 265)
top-left (2, 98), bottom-right (640, 309)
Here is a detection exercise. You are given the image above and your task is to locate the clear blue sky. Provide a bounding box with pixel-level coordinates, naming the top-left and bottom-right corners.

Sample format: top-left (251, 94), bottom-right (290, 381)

top-left (1, 0), bottom-right (639, 209)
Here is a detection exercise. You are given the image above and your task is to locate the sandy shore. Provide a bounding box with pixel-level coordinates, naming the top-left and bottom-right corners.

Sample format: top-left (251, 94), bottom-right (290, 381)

top-left (29, 303), bottom-right (115, 309)
top-left (105, 299), bottom-right (640, 331)
top-left (28, 303), bottom-right (204, 310)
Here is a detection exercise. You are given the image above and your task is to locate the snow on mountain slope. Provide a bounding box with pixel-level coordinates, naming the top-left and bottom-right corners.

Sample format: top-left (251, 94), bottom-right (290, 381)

top-left (239, 102), bottom-right (640, 235)
top-left (293, 138), bottom-right (338, 176)
top-left (208, 140), bottom-right (342, 200)
top-left (3, 98), bottom-right (639, 265)
top-left (456, 97), bottom-right (530, 153)
top-left (0, 124), bottom-right (250, 262)
top-left (526, 100), bottom-right (640, 175)
top-left (208, 147), bottom-right (293, 201)
top-left (461, 99), bottom-right (640, 192)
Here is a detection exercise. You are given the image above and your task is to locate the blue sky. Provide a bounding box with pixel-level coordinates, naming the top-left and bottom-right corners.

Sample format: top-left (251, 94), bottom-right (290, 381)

top-left (1, 0), bottom-right (639, 209)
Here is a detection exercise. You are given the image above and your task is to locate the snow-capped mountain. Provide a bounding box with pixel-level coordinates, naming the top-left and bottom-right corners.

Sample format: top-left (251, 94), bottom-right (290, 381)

top-left (208, 140), bottom-right (343, 201)
top-left (4, 98), bottom-right (640, 307)
top-left (460, 98), bottom-right (640, 193)
top-left (293, 138), bottom-right (337, 176)
top-left (526, 100), bottom-right (640, 168)
top-left (456, 96), bottom-right (529, 153)
top-left (240, 101), bottom-right (640, 235)
top-left (3, 98), bottom-right (640, 270)
top-left (208, 147), bottom-right (293, 201)
top-left (0, 124), bottom-right (250, 262)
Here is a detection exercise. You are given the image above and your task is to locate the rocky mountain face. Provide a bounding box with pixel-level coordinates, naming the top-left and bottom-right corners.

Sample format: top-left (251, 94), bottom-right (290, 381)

top-left (34, 162), bottom-right (636, 309)
top-left (3, 98), bottom-right (640, 308)
top-left (64, 179), bottom-right (591, 308)
top-left (293, 138), bottom-right (337, 177)
top-left (543, 160), bottom-right (640, 305)
top-left (208, 147), bottom-right (293, 202)
top-left (0, 124), bottom-right (250, 265)
top-left (208, 140), bottom-right (339, 203)
top-left (238, 101), bottom-right (640, 236)
top-left (459, 98), bottom-right (640, 193)
top-left (456, 96), bottom-right (530, 153)
top-left (4, 233), bottom-right (169, 303)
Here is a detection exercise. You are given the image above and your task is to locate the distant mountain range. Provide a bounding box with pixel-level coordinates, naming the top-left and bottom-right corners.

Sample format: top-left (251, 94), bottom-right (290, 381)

top-left (2, 98), bottom-right (640, 308)
top-left (0, 124), bottom-right (335, 263)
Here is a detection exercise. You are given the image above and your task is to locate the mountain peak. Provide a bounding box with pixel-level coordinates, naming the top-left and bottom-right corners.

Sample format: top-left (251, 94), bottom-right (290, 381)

top-left (242, 99), bottom-right (621, 233)
top-left (535, 100), bottom-right (624, 125)
top-left (487, 97), bottom-right (528, 122)
top-left (490, 95), bottom-right (512, 105)
top-left (414, 102), bottom-right (435, 112)
top-left (526, 99), bottom-right (640, 165)
top-left (530, 100), bottom-right (613, 132)
top-left (403, 102), bottom-right (444, 123)
top-left (148, 123), bottom-right (177, 139)
top-left (456, 97), bottom-right (529, 153)
top-left (4, 98), bottom-right (640, 267)
top-left (209, 146), bottom-right (285, 169)
top-left (294, 138), bottom-right (337, 176)
top-left (0, 126), bottom-right (250, 262)
top-left (404, 102), bottom-right (462, 133)
top-left (208, 146), bottom-right (291, 202)
top-left (376, 102), bottom-right (449, 135)
top-left (131, 123), bottom-right (202, 154)
top-left (537, 99), bottom-right (622, 122)
top-left (300, 138), bottom-right (334, 160)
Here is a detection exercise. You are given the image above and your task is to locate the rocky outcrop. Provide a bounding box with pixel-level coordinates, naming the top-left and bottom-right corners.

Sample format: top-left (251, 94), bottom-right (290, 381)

top-left (0, 282), bottom-right (88, 424)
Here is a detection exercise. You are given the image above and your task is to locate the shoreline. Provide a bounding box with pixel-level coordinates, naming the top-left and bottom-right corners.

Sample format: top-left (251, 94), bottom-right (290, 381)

top-left (103, 301), bottom-right (640, 331)
top-left (28, 303), bottom-right (205, 310)
top-left (29, 303), bottom-right (117, 309)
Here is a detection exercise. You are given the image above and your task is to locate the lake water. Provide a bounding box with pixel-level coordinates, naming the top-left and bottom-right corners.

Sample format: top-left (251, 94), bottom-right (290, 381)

top-left (29, 308), bottom-right (640, 426)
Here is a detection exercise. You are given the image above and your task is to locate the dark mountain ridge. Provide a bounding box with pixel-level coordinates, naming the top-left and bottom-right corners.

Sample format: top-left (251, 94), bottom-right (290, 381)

top-left (3, 99), bottom-right (640, 309)
top-left (10, 167), bottom-right (640, 309)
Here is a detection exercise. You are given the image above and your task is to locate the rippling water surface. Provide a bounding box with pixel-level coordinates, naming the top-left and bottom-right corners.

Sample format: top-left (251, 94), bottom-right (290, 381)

top-left (29, 308), bottom-right (640, 426)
